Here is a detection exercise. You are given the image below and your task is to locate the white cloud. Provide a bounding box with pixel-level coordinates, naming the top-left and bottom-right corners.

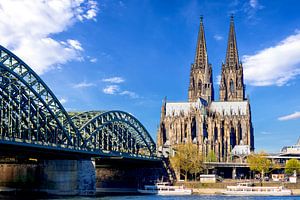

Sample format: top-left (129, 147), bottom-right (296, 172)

top-left (59, 97), bottom-right (67, 104)
top-left (260, 131), bottom-right (271, 135)
top-left (90, 58), bottom-right (97, 63)
top-left (213, 34), bottom-right (223, 41)
top-left (102, 77), bottom-right (125, 84)
top-left (120, 90), bottom-right (139, 99)
top-left (278, 112), bottom-right (300, 121)
top-left (215, 75), bottom-right (221, 85)
top-left (103, 85), bottom-right (120, 94)
top-left (249, 0), bottom-right (258, 8)
top-left (0, 0), bottom-right (98, 75)
top-left (73, 81), bottom-right (95, 88)
top-left (243, 32), bottom-right (300, 86)
top-left (66, 39), bottom-right (83, 51)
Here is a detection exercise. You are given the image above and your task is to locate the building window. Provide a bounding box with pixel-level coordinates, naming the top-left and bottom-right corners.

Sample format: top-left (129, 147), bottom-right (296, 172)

top-left (198, 80), bottom-right (202, 91)
top-left (230, 79), bottom-right (234, 93)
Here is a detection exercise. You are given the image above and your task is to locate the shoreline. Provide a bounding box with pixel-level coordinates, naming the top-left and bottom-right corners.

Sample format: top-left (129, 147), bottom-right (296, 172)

top-left (1, 186), bottom-right (300, 196)
top-left (192, 188), bottom-right (300, 195)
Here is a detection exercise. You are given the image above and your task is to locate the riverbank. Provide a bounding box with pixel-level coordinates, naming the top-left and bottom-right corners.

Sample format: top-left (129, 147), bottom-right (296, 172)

top-left (192, 188), bottom-right (300, 195)
top-left (176, 180), bottom-right (300, 195)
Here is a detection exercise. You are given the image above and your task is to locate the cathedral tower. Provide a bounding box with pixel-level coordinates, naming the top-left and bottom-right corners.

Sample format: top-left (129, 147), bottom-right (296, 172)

top-left (219, 16), bottom-right (245, 101)
top-left (188, 17), bottom-right (214, 103)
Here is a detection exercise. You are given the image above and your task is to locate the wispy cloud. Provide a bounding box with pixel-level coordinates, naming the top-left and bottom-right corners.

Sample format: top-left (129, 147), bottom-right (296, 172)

top-left (213, 34), bottom-right (223, 41)
top-left (243, 31), bottom-right (300, 86)
top-left (103, 85), bottom-right (120, 94)
top-left (90, 58), bottom-right (97, 63)
top-left (215, 75), bottom-right (221, 85)
top-left (120, 90), bottom-right (139, 99)
top-left (260, 131), bottom-right (272, 135)
top-left (249, 0), bottom-right (258, 8)
top-left (228, 0), bottom-right (263, 22)
top-left (0, 0), bottom-right (98, 75)
top-left (102, 77), bottom-right (125, 84)
top-left (102, 76), bottom-right (139, 98)
top-left (278, 112), bottom-right (300, 121)
top-left (59, 97), bottom-right (67, 104)
top-left (73, 81), bottom-right (96, 89)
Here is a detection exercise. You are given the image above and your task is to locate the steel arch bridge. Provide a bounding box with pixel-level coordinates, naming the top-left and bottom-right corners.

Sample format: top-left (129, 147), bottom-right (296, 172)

top-left (0, 45), bottom-right (156, 160)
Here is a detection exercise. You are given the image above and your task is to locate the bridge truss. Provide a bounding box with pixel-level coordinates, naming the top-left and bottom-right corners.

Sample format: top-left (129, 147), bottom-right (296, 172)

top-left (0, 45), bottom-right (156, 159)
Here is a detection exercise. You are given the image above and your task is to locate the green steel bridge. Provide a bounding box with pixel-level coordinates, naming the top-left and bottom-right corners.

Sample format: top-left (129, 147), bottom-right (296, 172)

top-left (0, 45), bottom-right (157, 161)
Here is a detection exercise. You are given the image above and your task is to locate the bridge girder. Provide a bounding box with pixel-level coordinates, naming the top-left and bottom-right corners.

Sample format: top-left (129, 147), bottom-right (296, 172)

top-left (0, 45), bottom-right (157, 159)
top-left (77, 111), bottom-right (156, 156)
top-left (0, 45), bottom-right (81, 149)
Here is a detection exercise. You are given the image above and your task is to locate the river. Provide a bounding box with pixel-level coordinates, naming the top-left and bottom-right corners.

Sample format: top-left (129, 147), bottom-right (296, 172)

top-left (1, 195), bottom-right (300, 200)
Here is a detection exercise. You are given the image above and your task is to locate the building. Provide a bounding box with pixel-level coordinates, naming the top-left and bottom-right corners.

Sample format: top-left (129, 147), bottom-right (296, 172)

top-left (157, 16), bottom-right (254, 162)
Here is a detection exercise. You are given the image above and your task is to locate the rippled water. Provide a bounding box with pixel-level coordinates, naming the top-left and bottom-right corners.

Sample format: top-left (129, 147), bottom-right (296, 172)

top-left (2, 195), bottom-right (300, 200)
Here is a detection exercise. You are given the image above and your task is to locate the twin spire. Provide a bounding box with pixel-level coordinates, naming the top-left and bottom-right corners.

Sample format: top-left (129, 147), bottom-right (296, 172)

top-left (189, 15), bottom-right (244, 102)
top-left (194, 15), bottom-right (239, 70)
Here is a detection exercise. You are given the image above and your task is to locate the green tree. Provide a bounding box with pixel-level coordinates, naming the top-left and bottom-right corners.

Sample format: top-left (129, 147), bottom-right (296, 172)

top-left (206, 151), bottom-right (217, 162)
top-left (190, 149), bottom-right (204, 180)
top-left (285, 158), bottom-right (300, 176)
top-left (247, 151), bottom-right (279, 181)
top-left (170, 143), bottom-right (203, 181)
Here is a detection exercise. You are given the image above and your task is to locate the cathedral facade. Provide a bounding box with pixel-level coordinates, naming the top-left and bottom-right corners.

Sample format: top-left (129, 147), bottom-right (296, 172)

top-left (157, 17), bottom-right (254, 162)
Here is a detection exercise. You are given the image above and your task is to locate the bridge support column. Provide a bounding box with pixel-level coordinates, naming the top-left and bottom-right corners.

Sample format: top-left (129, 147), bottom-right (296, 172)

top-left (42, 159), bottom-right (95, 196)
top-left (77, 159), bottom-right (96, 195)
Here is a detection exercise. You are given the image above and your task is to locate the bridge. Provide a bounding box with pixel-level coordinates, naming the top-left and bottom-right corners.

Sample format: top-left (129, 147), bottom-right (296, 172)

top-left (0, 45), bottom-right (157, 160)
top-left (0, 45), bottom-right (166, 195)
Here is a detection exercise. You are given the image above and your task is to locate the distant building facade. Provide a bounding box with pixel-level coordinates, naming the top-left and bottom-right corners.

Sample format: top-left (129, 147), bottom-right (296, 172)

top-left (157, 16), bottom-right (254, 162)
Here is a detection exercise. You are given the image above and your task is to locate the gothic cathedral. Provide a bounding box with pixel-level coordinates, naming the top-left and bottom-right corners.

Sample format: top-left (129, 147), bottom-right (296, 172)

top-left (157, 16), bottom-right (254, 162)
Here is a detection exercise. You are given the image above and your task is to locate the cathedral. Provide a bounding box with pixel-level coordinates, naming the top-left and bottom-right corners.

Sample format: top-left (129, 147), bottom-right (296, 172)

top-left (157, 16), bottom-right (254, 162)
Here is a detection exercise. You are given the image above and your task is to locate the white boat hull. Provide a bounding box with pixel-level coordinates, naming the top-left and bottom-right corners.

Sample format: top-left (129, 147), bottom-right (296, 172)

top-left (222, 190), bottom-right (292, 196)
top-left (137, 189), bottom-right (192, 195)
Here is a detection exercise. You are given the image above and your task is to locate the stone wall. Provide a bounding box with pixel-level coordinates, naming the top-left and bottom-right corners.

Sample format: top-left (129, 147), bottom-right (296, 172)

top-left (0, 163), bottom-right (40, 188)
top-left (0, 159), bottom-right (96, 196)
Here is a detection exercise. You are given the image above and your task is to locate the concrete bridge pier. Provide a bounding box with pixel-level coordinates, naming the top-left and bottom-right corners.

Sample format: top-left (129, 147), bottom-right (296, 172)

top-left (41, 159), bottom-right (96, 196)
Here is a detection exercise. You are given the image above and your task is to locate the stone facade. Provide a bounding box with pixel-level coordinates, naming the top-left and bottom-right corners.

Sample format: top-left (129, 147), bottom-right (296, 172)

top-left (157, 16), bottom-right (254, 162)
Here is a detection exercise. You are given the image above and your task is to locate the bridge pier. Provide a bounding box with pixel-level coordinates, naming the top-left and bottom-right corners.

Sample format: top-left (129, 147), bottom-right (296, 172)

top-left (41, 159), bottom-right (96, 196)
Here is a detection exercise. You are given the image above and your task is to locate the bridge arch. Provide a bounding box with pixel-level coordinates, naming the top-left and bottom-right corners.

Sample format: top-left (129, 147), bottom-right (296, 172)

top-left (0, 45), bottom-right (156, 158)
top-left (0, 45), bottom-right (81, 149)
top-left (77, 111), bottom-right (156, 156)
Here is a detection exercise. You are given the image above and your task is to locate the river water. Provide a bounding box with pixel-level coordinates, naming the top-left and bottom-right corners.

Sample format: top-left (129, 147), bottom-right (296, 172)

top-left (1, 195), bottom-right (300, 200)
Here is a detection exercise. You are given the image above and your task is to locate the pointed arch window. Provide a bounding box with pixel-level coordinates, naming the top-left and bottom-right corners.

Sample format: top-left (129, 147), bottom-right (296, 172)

top-left (198, 80), bottom-right (202, 92)
top-left (191, 78), bottom-right (194, 87)
top-left (230, 79), bottom-right (234, 93)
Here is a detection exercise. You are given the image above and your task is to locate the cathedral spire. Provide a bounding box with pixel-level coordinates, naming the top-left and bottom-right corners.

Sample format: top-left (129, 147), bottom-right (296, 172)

top-left (225, 15), bottom-right (239, 69)
top-left (194, 16), bottom-right (208, 68)
top-left (219, 15), bottom-right (245, 102)
top-left (188, 16), bottom-right (214, 103)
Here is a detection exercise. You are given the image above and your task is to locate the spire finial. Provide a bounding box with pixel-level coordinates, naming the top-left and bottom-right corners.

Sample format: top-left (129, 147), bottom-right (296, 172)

top-left (200, 15), bottom-right (203, 22)
top-left (230, 13), bottom-right (234, 21)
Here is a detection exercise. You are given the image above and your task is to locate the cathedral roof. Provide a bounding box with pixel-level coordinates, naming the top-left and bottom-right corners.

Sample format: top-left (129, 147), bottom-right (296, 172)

top-left (165, 98), bottom-right (206, 117)
top-left (209, 101), bottom-right (248, 115)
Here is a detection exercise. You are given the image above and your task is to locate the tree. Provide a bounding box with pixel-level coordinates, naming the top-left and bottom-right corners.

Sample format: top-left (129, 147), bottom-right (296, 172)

top-left (206, 151), bottom-right (217, 162)
top-left (247, 151), bottom-right (279, 181)
top-left (170, 143), bottom-right (203, 181)
top-left (285, 158), bottom-right (300, 176)
top-left (190, 149), bottom-right (204, 181)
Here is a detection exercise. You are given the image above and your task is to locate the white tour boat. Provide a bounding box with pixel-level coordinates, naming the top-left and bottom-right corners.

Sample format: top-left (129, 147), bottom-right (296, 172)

top-left (222, 182), bottom-right (292, 196)
top-left (137, 182), bottom-right (192, 195)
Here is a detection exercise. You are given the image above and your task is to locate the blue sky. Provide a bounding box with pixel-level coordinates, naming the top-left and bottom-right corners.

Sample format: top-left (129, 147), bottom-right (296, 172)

top-left (1, 0), bottom-right (300, 153)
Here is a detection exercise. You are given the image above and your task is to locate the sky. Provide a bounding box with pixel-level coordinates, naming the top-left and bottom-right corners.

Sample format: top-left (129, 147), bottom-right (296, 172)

top-left (0, 0), bottom-right (300, 153)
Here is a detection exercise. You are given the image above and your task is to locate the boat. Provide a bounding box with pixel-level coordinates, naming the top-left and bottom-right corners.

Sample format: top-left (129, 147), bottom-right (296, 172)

top-left (222, 182), bottom-right (292, 196)
top-left (137, 182), bottom-right (192, 195)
